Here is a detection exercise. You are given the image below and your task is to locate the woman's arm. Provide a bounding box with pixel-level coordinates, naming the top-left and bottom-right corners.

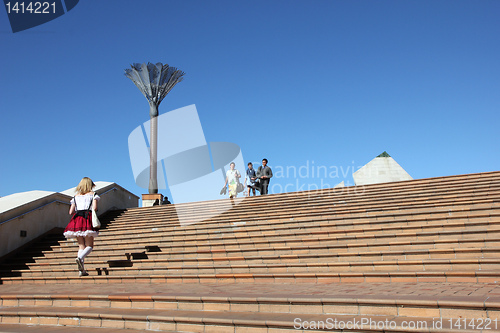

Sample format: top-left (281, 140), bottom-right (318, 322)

top-left (91, 191), bottom-right (98, 211)
top-left (69, 203), bottom-right (76, 215)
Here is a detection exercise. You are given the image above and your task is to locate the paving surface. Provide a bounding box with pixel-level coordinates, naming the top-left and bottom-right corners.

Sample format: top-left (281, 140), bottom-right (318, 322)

top-left (2, 282), bottom-right (500, 302)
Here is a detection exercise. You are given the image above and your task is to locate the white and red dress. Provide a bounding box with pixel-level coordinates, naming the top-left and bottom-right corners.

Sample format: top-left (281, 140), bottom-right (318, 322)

top-left (63, 193), bottom-right (100, 239)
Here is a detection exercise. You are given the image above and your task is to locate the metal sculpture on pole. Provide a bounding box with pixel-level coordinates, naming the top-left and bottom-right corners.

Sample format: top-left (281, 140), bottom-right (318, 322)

top-left (125, 62), bottom-right (185, 194)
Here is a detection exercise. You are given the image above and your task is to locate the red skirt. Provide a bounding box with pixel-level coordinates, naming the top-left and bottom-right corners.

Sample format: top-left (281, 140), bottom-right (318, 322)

top-left (63, 214), bottom-right (99, 239)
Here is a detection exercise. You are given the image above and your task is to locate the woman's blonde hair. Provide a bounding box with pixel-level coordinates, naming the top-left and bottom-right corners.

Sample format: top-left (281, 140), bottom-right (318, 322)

top-left (75, 177), bottom-right (95, 195)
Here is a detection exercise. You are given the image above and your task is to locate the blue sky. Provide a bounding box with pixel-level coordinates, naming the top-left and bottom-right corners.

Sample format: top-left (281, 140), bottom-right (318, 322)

top-left (1, 0), bottom-right (499, 202)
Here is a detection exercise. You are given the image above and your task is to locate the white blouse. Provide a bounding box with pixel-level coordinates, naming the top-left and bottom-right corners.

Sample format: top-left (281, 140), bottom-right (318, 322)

top-left (70, 193), bottom-right (100, 211)
top-left (226, 169), bottom-right (241, 185)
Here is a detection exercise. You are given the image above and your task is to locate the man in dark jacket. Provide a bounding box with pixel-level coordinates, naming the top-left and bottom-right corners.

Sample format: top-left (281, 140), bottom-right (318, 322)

top-left (257, 158), bottom-right (273, 195)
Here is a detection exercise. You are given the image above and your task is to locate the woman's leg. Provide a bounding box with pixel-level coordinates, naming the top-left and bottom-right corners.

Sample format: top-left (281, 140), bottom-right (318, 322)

top-left (76, 236), bottom-right (85, 258)
top-left (80, 236), bottom-right (94, 261)
top-left (75, 236), bottom-right (86, 272)
top-left (84, 236), bottom-right (94, 248)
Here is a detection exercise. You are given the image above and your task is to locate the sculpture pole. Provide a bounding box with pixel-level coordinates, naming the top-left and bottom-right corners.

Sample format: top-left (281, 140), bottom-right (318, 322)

top-left (149, 103), bottom-right (159, 193)
top-left (125, 62), bottom-right (185, 195)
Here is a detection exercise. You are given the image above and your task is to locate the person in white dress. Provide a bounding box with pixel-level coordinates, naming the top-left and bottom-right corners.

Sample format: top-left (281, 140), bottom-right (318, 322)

top-left (223, 162), bottom-right (241, 198)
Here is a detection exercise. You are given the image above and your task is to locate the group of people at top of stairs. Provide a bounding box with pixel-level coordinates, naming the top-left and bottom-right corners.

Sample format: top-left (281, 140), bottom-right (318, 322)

top-left (222, 158), bottom-right (273, 199)
top-left (63, 177), bottom-right (99, 277)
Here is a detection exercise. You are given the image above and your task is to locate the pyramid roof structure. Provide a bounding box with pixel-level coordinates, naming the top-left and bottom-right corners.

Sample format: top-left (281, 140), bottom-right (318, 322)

top-left (353, 151), bottom-right (412, 185)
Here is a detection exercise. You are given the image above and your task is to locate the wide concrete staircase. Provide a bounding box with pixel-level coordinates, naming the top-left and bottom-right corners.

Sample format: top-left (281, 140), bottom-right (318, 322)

top-left (1, 171), bottom-right (500, 332)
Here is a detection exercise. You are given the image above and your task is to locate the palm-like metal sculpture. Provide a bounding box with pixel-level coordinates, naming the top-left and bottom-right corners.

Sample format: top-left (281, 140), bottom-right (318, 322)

top-left (125, 62), bottom-right (185, 194)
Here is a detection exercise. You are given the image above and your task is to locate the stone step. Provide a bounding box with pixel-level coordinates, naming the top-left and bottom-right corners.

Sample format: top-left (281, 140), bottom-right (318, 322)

top-left (12, 235), bottom-right (500, 266)
top-left (5, 230), bottom-right (500, 266)
top-left (2, 271), bottom-right (500, 285)
top-left (0, 324), bottom-right (155, 333)
top-left (11, 229), bottom-right (500, 265)
top-left (0, 307), bottom-right (447, 333)
top-left (2, 287), bottom-right (499, 319)
top-left (102, 196), bottom-right (500, 231)
top-left (88, 205), bottom-right (500, 233)
top-left (0, 305), bottom-right (498, 332)
top-left (107, 177), bottom-right (498, 226)
top-left (10, 214), bottom-right (500, 262)
top-left (100, 182), bottom-right (500, 224)
top-left (111, 174), bottom-right (500, 219)
top-left (7, 241), bottom-right (500, 275)
top-left (6, 258), bottom-right (500, 278)
top-left (1, 290), bottom-right (500, 332)
top-left (47, 207), bottom-right (500, 249)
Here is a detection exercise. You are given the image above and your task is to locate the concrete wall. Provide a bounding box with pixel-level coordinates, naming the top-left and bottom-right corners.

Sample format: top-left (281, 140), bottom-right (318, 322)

top-left (0, 193), bottom-right (72, 260)
top-left (0, 182), bottom-right (138, 260)
top-left (79, 182), bottom-right (139, 215)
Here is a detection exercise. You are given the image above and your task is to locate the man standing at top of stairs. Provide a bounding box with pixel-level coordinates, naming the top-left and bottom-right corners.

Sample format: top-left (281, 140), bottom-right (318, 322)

top-left (257, 158), bottom-right (273, 195)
